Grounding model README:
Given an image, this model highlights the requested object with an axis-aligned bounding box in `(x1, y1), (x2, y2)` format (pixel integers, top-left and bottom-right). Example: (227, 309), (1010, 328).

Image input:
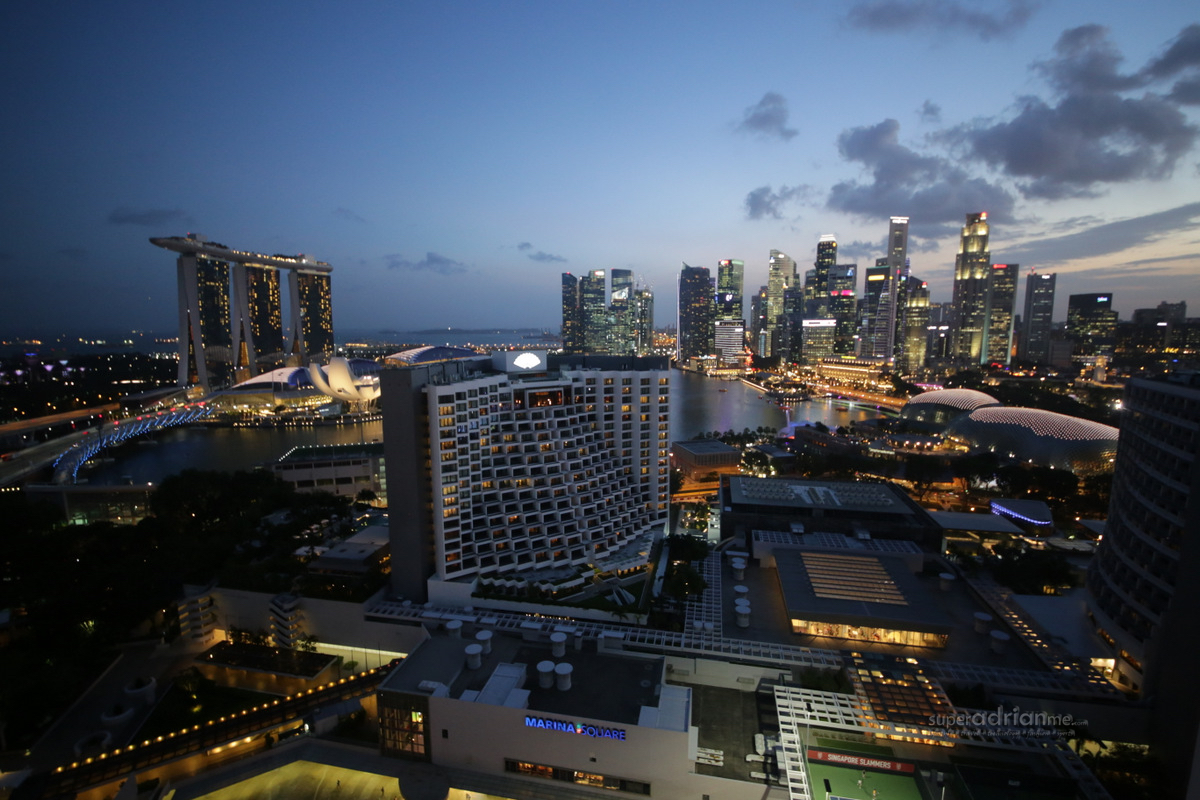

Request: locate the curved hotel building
(151, 234), (333, 393)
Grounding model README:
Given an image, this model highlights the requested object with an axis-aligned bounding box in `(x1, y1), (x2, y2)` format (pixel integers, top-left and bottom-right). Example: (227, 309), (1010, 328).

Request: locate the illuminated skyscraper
(828, 264), (858, 355)
(561, 273), (583, 354)
(677, 263), (714, 362)
(950, 213), (991, 364)
(1067, 292), (1118, 357)
(609, 268), (634, 355)
(897, 273), (929, 373)
(152, 234), (332, 394)
(632, 286), (654, 356)
(292, 269), (334, 364)
(981, 262), (1018, 365)
(1019, 271), (1055, 364)
(716, 259), (744, 321)
(580, 270), (608, 353)
(766, 250), (797, 357)
(862, 260), (891, 359)
(232, 262), (284, 380)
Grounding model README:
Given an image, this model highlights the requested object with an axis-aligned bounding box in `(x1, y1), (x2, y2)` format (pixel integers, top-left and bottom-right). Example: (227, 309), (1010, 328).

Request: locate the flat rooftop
(728, 476), (913, 514)
(774, 550), (953, 635)
(277, 442), (384, 463)
(379, 630), (665, 727)
(930, 510), (1022, 534)
(672, 439), (739, 456)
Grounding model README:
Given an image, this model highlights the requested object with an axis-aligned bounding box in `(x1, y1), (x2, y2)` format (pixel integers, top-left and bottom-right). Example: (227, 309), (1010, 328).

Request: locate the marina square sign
(525, 715), (626, 740)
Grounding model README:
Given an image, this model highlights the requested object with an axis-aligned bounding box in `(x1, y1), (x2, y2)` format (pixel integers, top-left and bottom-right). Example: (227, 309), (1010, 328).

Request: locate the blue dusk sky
(2, 1), (1198, 338)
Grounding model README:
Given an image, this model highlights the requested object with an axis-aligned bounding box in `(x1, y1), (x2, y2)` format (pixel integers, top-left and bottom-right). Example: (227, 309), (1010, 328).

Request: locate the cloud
(107, 207), (190, 227)
(736, 92), (798, 141)
(918, 100), (942, 123)
(333, 207), (367, 223)
(517, 242), (533, 251)
(744, 184), (809, 220)
(527, 251), (567, 263)
(843, 0), (1038, 41)
(832, 239), (882, 262)
(999, 201), (1200, 266)
(825, 119), (1014, 232)
(383, 252), (469, 275)
(947, 25), (1200, 199)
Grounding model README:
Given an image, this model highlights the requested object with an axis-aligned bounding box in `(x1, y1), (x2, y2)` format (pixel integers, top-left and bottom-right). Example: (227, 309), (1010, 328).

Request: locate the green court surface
(806, 761), (923, 800)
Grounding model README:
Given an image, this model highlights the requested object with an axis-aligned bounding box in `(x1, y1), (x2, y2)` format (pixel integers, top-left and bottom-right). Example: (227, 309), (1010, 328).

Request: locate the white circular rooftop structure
(944, 406), (1119, 475)
(900, 388), (1003, 430)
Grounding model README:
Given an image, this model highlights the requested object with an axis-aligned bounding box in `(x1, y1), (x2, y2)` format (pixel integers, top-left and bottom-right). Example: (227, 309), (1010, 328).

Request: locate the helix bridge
(51, 403), (217, 484)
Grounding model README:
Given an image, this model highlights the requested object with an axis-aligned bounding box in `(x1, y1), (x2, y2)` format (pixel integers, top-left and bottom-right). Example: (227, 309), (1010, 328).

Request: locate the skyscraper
(862, 260), (891, 359)
(716, 259), (744, 321)
(766, 249), (797, 357)
(152, 234), (333, 394)
(609, 268), (634, 355)
(580, 270), (608, 354)
(981, 263), (1018, 365)
(561, 273), (583, 354)
(867, 217), (909, 362)
(1086, 372), (1200, 790)
(950, 212), (991, 364)
(828, 264), (858, 356)
(897, 274), (929, 374)
(677, 264), (714, 363)
(1067, 293), (1119, 357)
(1019, 271), (1056, 364)
(231, 261), (284, 380)
(292, 268), (334, 364)
(632, 286), (654, 356)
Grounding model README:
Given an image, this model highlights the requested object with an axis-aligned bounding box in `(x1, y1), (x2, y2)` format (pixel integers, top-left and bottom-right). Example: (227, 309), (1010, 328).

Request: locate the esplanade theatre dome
(384, 345), (481, 366)
(943, 407), (1119, 476)
(899, 388), (1003, 430)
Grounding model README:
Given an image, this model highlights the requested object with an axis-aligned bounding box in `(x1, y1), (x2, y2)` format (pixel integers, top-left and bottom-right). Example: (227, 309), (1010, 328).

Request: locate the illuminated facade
(677, 264), (714, 362)
(943, 406), (1118, 475)
(767, 249), (798, 357)
(1067, 292), (1118, 357)
(381, 352), (670, 603)
(152, 234), (334, 394)
(949, 212), (991, 363)
(981, 262), (1018, 365)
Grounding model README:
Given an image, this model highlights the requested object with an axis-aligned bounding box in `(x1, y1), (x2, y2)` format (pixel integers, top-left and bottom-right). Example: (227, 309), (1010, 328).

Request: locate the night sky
(2, 1), (1198, 338)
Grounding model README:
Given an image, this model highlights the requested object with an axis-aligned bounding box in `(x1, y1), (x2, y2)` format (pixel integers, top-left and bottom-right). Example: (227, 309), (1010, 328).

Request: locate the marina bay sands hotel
(151, 234), (333, 394)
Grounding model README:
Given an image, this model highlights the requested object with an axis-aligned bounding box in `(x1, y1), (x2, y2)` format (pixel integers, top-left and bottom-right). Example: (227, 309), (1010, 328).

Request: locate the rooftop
(379, 630), (668, 727)
(672, 439), (739, 457)
(774, 550), (953, 635)
(728, 476), (911, 514)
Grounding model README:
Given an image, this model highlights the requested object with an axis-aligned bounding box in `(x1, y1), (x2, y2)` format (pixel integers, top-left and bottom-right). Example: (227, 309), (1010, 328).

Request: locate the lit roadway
(809, 383), (905, 411)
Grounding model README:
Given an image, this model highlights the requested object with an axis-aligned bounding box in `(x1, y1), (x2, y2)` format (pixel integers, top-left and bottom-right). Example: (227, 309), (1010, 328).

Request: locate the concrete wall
(664, 656), (793, 690)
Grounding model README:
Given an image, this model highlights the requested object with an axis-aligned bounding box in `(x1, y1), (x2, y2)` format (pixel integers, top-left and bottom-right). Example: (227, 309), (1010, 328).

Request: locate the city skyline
(2, 3), (1199, 337)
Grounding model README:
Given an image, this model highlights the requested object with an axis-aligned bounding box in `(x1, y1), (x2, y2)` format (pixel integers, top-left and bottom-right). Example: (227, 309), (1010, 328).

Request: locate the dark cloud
(744, 184), (808, 220)
(918, 100), (942, 123)
(333, 207), (367, 223)
(527, 251), (567, 263)
(947, 25), (1200, 199)
(107, 207), (190, 227)
(843, 0), (1038, 41)
(825, 119), (1014, 231)
(1169, 76), (1200, 105)
(999, 202), (1200, 266)
(736, 92), (798, 141)
(830, 239), (882, 262)
(517, 242), (533, 251)
(1141, 24), (1200, 80)
(383, 252), (469, 275)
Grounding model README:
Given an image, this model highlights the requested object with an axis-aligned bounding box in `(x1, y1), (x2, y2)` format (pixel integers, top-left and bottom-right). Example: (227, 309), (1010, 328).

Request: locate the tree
(905, 455), (943, 500)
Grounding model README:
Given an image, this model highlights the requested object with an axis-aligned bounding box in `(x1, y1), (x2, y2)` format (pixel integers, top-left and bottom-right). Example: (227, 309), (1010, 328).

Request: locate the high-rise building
(231, 262), (284, 380)
(716, 259), (744, 321)
(1019, 271), (1056, 364)
(608, 269), (634, 356)
(981, 263), (1018, 365)
(767, 250), (797, 357)
(750, 285), (769, 357)
(632, 286), (654, 356)
(828, 264), (858, 356)
(801, 319), (836, 362)
(950, 213), (991, 363)
(862, 260), (891, 359)
(1086, 372), (1200, 790)
(714, 319), (746, 367)
(561, 273), (583, 354)
(292, 269), (334, 365)
(151, 234), (333, 394)
(897, 274), (929, 374)
(677, 264), (714, 363)
(381, 351), (671, 603)
(1067, 293), (1119, 357)
(580, 270), (609, 354)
